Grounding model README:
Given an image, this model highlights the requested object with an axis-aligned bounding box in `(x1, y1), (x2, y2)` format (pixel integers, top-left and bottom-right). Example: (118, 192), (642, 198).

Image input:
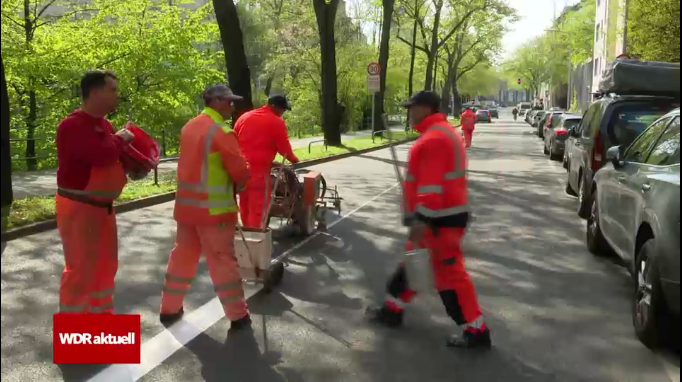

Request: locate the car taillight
(592, 134), (604, 170)
(488, 113), (491, 117)
(556, 129), (568, 136)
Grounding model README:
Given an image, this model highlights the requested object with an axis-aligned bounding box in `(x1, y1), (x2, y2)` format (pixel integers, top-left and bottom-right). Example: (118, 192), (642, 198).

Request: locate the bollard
(154, 166), (159, 186)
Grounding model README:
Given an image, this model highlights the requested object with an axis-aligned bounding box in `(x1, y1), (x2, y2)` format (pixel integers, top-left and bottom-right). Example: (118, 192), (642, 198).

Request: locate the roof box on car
(599, 58), (680, 97)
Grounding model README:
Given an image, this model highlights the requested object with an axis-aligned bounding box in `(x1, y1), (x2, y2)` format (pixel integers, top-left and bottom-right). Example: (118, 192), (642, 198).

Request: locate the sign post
(367, 62), (381, 135)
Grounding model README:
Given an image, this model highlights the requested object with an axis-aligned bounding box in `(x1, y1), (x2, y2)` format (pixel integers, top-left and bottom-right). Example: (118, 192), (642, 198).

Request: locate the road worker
(458, 106), (477, 148)
(159, 85), (252, 331)
(234, 94), (299, 229)
(368, 90), (492, 350)
(56, 70), (135, 314)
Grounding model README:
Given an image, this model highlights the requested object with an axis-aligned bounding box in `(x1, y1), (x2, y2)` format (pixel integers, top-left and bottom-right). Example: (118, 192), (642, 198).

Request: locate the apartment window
(596, 23), (600, 41)
(595, 58), (600, 76)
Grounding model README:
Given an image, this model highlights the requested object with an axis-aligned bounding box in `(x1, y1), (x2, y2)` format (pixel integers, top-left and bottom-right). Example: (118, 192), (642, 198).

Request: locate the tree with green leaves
(627, 0), (680, 62)
(213, 0), (254, 119)
(1, 55), (12, 217)
(313, 0), (342, 146)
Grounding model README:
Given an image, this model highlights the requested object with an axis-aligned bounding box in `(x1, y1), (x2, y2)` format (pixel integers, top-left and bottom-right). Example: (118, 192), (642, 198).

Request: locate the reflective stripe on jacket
(173, 107), (250, 225)
(403, 113), (469, 228)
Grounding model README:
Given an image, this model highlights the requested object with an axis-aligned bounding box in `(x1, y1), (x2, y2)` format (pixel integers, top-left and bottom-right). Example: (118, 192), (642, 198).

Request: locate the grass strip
(5, 131), (417, 229)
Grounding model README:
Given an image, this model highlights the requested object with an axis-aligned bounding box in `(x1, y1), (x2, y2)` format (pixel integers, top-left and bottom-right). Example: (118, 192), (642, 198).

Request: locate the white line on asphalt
(88, 181), (401, 382)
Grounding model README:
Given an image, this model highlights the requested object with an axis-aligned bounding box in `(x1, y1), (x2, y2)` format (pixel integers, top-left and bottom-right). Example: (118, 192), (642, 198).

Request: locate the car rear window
(521, 104), (531, 109)
(564, 119), (581, 130)
(608, 104), (678, 147)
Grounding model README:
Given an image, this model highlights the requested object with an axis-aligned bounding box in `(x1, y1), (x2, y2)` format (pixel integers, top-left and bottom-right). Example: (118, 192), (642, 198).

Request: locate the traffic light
(517, 78), (522, 85)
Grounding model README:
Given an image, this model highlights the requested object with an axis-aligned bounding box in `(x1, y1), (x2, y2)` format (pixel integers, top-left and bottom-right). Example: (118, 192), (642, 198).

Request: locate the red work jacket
(403, 113), (470, 229)
(460, 110), (476, 132)
(233, 105), (299, 173)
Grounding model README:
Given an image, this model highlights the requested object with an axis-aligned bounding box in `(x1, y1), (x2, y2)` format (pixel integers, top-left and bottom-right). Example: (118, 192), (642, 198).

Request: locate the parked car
(532, 111), (546, 127)
(538, 111), (565, 139)
(518, 102), (532, 117)
(565, 95), (679, 218)
(587, 108), (680, 349)
(489, 108), (499, 119)
(475, 109), (492, 123)
(526, 110), (537, 124)
(544, 114), (581, 161)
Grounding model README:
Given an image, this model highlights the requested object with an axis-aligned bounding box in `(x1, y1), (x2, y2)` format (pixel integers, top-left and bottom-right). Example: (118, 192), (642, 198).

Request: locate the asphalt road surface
(1, 111), (679, 382)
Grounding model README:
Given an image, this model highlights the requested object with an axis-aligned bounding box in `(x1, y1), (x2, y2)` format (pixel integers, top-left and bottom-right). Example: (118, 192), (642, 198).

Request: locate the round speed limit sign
(367, 62), (381, 76)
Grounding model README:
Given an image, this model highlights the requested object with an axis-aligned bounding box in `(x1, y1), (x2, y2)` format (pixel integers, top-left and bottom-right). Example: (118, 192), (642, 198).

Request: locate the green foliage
(628, 0), (680, 62)
(2, 0), (222, 171)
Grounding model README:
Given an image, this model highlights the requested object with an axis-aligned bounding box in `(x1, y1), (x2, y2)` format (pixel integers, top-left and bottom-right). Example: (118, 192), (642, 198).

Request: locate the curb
(1, 136), (416, 242)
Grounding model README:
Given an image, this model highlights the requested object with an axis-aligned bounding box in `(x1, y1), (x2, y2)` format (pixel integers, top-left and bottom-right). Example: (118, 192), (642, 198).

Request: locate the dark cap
(402, 90), (440, 110)
(202, 84), (243, 104)
(268, 94), (291, 111)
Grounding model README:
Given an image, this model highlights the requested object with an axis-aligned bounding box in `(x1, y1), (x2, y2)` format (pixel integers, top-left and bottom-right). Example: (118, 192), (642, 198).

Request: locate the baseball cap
(268, 94), (292, 111)
(202, 84), (243, 104)
(402, 90), (440, 110)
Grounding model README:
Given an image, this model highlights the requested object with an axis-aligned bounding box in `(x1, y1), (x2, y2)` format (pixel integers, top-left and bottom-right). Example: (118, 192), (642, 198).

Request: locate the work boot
(366, 305), (403, 328)
(446, 327), (492, 350)
(230, 314), (252, 332)
(160, 307), (184, 327)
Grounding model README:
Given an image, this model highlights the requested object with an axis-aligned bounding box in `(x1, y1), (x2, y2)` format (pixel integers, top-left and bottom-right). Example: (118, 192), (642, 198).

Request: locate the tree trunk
(26, 88), (37, 171)
(1, 55), (13, 212)
(440, 55), (455, 114)
(313, 0), (342, 146)
(373, 0), (395, 133)
(405, 0), (419, 130)
(212, 0), (254, 121)
(264, 74), (274, 97)
(423, 1), (443, 91)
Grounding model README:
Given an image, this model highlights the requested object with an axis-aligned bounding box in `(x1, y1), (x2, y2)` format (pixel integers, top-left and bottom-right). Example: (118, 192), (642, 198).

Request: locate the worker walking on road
(512, 107), (519, 121)
(56, 70), (135, 314)
(459, 106), (477, 148)
(234, 94), (299, 229)
(368, 91), (492, 350)
(159, 85), (252, 331)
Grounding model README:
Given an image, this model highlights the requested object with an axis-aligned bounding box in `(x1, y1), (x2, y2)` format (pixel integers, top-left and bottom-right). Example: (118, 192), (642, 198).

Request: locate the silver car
(587, 108), (680, 349)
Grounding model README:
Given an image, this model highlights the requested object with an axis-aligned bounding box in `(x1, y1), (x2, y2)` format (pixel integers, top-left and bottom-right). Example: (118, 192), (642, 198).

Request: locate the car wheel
(577, 174), (591, 219)
(586, 190), (613, 256)
(562, 154), (569, 169)
(565, 174), (578, 196)
(549, 143), (561, 161)
(633, 239), (669, 349)
(543, 143), (550, 155)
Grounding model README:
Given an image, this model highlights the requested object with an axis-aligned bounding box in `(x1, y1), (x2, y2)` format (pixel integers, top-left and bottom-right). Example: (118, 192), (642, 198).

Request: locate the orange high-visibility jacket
(403, 113), (470, 228)
(174, 107), (250, 225)
(460, 109), (476, 132)
(234, 105), (299, 171)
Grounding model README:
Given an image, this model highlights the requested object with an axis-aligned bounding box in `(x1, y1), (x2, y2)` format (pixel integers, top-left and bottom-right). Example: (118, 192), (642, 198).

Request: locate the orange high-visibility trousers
(160, 222), (248, 321)
(56, 195), (118, 314)
(238, 172), (272, 229)
(463, 130), (474, 148)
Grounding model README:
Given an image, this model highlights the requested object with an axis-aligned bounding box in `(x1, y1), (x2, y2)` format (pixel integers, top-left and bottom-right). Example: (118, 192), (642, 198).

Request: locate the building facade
(591, 0), (627, 92)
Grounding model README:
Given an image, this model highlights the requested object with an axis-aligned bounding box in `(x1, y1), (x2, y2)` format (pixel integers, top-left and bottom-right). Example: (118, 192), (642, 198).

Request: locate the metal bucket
(403, 249), (434, 293)
(234, 228), (273, 283)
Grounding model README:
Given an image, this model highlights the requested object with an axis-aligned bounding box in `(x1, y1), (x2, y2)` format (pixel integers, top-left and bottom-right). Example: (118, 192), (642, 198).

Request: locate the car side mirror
(606, 146), (624, 168)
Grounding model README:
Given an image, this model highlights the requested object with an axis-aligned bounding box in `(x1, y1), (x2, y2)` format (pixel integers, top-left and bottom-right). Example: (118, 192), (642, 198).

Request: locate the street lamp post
(547, 29), (573, 110)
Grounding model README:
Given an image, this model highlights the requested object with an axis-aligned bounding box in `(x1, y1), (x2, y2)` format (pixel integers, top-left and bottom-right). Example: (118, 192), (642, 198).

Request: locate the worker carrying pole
(367, 91), (492, 350)
(234, 94), (299, 229)
(55, 70), (135, 314)
(159, 85), (252, 331)
(457, 106), (477, 148)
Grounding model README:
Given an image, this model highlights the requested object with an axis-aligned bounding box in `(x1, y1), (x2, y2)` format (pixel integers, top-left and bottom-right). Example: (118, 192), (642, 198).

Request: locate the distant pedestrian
(459, 107), (476, 148)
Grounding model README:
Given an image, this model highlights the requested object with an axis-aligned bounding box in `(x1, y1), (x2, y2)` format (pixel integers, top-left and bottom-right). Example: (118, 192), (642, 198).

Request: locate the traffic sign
(367, 74), (381, 93)
(517, 78), (522, 85)
(367, 62), (381, 76)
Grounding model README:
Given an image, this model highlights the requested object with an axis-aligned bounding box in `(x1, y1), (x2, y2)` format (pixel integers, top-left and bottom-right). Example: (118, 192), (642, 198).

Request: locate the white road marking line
(88, 181), (401, 382)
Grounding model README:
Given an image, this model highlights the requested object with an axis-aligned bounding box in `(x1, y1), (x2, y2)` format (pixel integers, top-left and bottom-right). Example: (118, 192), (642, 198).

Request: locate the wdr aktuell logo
(53, 314), (141, 364)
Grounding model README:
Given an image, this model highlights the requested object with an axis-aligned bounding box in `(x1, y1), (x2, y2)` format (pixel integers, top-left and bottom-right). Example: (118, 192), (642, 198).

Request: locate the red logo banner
(53, 314), (141, 364)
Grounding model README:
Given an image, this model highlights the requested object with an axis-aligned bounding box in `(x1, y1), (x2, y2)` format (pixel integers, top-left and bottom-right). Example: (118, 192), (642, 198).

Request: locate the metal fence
(9, 129), (175, 171)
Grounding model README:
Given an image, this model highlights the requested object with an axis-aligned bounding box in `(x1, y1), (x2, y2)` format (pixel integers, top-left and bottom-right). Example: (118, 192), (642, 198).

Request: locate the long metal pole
(371, 93), (376, 139)
(567, 46), (573, 111)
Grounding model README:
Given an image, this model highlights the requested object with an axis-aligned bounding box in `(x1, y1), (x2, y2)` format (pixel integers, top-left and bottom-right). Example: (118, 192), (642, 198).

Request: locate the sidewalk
(10, 127), (407, 199)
